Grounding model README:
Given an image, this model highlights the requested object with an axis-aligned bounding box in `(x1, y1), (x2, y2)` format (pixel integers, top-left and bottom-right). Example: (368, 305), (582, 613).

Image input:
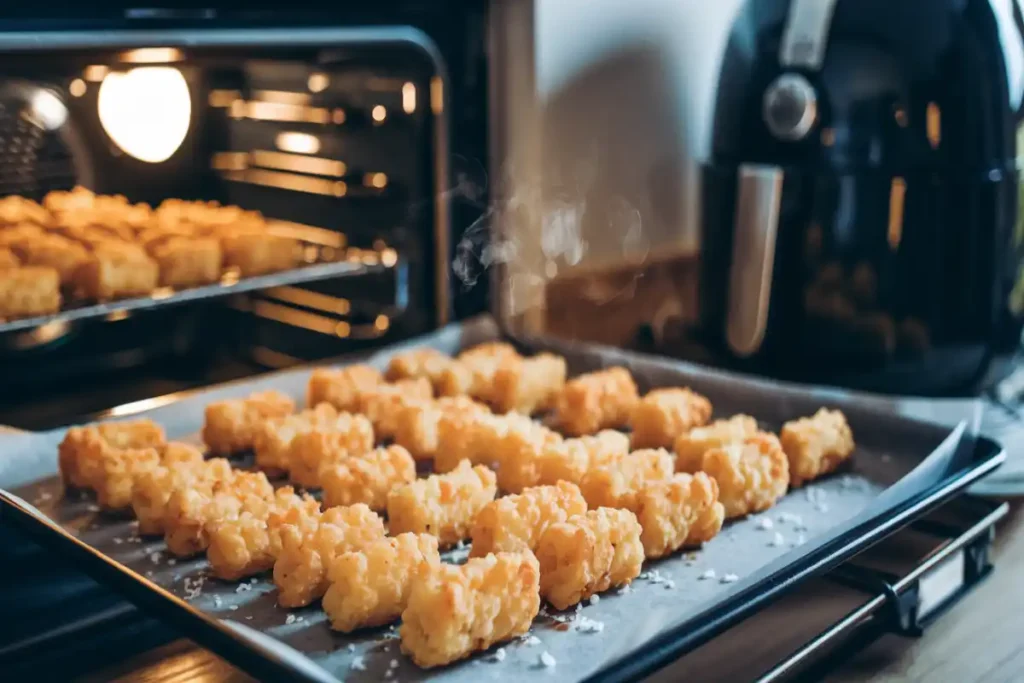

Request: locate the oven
(0, 3), (509, 429)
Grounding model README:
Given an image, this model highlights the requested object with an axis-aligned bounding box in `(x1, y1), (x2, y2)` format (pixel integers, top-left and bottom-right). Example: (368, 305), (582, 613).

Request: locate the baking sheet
(0, 316), (1003, 683)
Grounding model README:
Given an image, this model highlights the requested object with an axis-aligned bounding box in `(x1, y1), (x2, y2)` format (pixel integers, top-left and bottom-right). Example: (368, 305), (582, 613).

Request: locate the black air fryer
(701, 0), (1024, 395)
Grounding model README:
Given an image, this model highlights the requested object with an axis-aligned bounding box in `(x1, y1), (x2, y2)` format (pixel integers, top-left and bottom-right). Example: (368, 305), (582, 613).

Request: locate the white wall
(534, 0), (743, 264)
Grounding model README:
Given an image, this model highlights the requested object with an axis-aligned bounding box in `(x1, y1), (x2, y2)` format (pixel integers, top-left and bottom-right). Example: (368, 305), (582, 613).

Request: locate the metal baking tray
(0, 316), (1005, 683)
(0, 222), (401, 336)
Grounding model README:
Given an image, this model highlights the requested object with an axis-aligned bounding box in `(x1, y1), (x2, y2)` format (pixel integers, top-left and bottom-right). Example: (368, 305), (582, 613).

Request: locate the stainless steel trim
(762, 73), (818, 142)
(726, 165), (784, 357)
(780, 0), (839, 71)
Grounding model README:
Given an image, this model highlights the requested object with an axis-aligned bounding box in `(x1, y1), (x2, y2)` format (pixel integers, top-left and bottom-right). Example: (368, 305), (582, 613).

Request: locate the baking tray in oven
(0, 222), (401, 336)
(0, 316), (1006, 683)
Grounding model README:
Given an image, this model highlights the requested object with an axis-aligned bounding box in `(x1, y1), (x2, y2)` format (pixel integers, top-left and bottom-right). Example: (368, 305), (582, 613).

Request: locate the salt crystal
(523, 635), (542, 646)
(589, 594), (600, 605)
(351, 656), (367, 671)
(493, 648), (507, 662)
(664, 580), (676, 589)
(235, 583), (252, 593)
(167, 559), (177, 566)
(296, 616), (304, 622)
(229, 605), (239, 611)
(285, 614), (296, 625)
(246, 616), (253, 620)
(769, 532), (785, 547)
(456, 539), (465, 550)
(756, 517), (774, 530)
(347, 644), (356, 652)
(840, 476), (856, 489)
(213, 596), (223, 608)
(720, 573), (739, 584)
(145, 570), (153, 577)
(149, 552), (161, 564)
(540, 651), (557, 668)
(575, 616), (605, 633)
(793, 534), (807, 546)
(699, 569), (717, 580)
(113, 538), (123, 545)
(618, 584), (632, 595)
(390, 659), (399, 669)
(385, 670), (393, 679)
(384, 646), (391, 652)
(86, 504), (99, 513)
(250, 577), (258, 583)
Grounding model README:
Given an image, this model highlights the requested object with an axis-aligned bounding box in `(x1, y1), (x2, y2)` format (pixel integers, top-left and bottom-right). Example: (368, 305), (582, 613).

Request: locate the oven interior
(0, 19), (491, 428)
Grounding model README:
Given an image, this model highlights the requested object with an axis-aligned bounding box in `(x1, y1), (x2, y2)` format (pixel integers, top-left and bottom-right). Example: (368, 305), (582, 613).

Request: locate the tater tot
(306, 365), (383, 412)
(432, 411), (503, 473)
(400, 551), (540, 668)
(0, 247), (19, 269)
(15, 234), (89, 285)
(674, 414), (759, 473)
(492, 416), (565, 493)
(635, 472), (725, 558)
(273, 504), (387, 607)
(535, 507), (643, 610)
(206, 488), (321, 580)
(780, 408), (855, 487)
(319, 445), (417, 511)
(629, 387), (712, 450)
(252, 403), (341, 476)
(491, 353), (567, 415)
(386, 460), (497, 548)
(438, 342), (521, 402)
(221, 232), (302, 277)
(578, 448), (675, 511)
(133, 457), (233, 535)
(164, 471), (275, 557)
(393, 396), (490, 460)
(88, 447), (162, 510)
(286, 412), (375, 488)
(151, 236), (223, 288)
(554, 366), (640, 436)
(202, 390), (296, 455)
(385, 348), (461, 394)
(357, 378), (433, 441)
(323, 533), (441, 633)
(470, 480), (588, 557)
(0, 266), (61, 320)
(702, 432), (790, 518)
(59, 419), (167, 489)
(75, 244), (160, 300)
(537, 430), (631, 487)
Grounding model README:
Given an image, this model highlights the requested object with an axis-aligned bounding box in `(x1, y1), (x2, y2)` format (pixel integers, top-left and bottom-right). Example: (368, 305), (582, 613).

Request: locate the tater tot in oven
(393, 396), (490, 461)
(273, 504), (386, 608)
(399, 551), (540, 668)
(536, 430), (631, 487)
(492, 416), (565, 494)
(432, 410), (503, 473)
(629, 387), (712, 450)
(306, 365), (382, 412)
(252, 403), (342, 476)
(438, 342), (521, 401)
(323, 533), (441, 633)
(75, 244), (159, 300)
(14, 234), (89, 286)
(357, 377), (433, 441)
(470, 480), (587, 557)
(674, 414), (759, 474)
(151, 237), (223, 288)
(286, 412), (375, 489)
(385, 348), (460, 393)
(554, 366), (640, 436)
(491, 352), (567, 415)
(202, 390), (296, 456)
(87, 447), (162, 511)
(535, 507), (643, 610)
(319, 445), (417, 511)
(702, 432), (790, 519)
(386, 459), (497, 548)
(133, 456), (233, 535)
(635, 472), (724, 558)
(0, 247), (19, 269)
(578, 448), (675, 511)
(0, 266), (61, 320)
(221, 232), (302, 277)
(59, 419), (167, 489)
(780, 408), (855, 487)
(206, 488), (321, 580)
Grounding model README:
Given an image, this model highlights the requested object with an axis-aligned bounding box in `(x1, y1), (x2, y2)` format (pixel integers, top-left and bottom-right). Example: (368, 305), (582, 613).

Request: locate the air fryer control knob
(763, 74), (818, 141)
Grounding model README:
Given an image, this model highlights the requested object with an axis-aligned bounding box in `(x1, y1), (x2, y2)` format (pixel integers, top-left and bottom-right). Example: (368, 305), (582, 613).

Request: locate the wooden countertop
(76, 503), (1024, 683)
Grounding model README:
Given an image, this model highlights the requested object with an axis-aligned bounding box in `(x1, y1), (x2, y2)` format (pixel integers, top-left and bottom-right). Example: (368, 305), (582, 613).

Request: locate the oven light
(275, 131), (320, 155)
(97, 66), (191, 163)
(29, 89), (68, 130)
(402, 82), (416, 113)
(120, 47), (184, 64)
(69, 79), (87, 98)
(308, 73), (329, 93)
(372, 105), (387, 123)
(83, 65), (108, 82)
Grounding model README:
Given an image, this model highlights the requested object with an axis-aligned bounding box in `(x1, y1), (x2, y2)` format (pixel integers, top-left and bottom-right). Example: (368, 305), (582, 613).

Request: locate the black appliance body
(701, 0), (1024, 395)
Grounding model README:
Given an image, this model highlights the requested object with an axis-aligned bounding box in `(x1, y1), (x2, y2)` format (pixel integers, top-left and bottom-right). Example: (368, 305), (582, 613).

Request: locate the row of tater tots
(57, 341), (855, 669)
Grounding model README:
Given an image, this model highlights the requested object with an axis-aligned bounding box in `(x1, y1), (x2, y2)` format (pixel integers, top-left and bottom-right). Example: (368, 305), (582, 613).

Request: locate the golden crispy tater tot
(357, 377), (433, 441)
(702, 432), (790, 518)
(319, 445), (417, 511)
(133, 456), (233, 535)
(491, 352), (567, 415)
(492, 416), (565, 493)
(15, 234), (89, 285)
(88, 447), (161, 510)
(273, 504), (387, 608)
(75, 243), (159, 300)
(164, 471), (275, 557)
(393, 396), (490, 461)
(385, 348), (462, 395)
(400, 551), (540, 668)
(0, 266), (61, 320)
(151, 236), (223, 288)
(674, 414), (759, 474)
(630, 387), (712, 450)
(470, 480), (587, 557)
(323, 533), (441, 633)
(252, 403), (341, 476)
(386, 460), (497, 548)
(635, 472), (724, 558)
(202, 390), (295, 455)
(59, 419), (166, 489)
(535, 507), (643, 610)
(780, 408), (855, 487)
(0, 247), (19, 269)
(221, 232), (301, 277)
(306, 365), (383, 412)
(554, 366), (640, 436)
(438, 342), (520, 402)
(536, 430), (631, 487)
(432, 410), (504, 473)
(287, 412), (375, 488)
(578, 448), (675, 511)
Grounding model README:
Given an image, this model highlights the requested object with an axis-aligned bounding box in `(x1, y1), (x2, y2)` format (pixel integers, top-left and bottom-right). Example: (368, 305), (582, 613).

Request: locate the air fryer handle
(726, 164), (784, 357)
